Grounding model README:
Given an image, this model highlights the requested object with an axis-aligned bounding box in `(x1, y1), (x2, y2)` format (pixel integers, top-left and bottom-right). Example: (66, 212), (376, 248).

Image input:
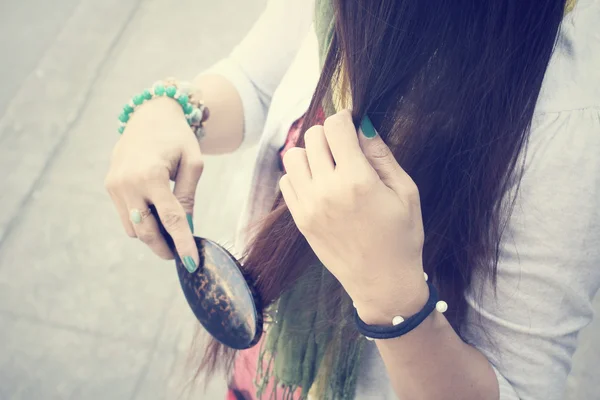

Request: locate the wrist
(134, 96), (186, 120)
(354, 278), (430, 325)
(118, 79), (208, 139)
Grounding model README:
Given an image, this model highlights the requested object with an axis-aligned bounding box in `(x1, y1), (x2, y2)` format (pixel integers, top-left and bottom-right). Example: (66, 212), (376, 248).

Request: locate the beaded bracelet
(117, 79), (209, 140)
(354, 272), (448, 341)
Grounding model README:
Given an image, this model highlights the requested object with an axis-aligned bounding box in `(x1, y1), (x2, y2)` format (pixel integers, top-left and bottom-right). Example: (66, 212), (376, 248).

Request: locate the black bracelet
(354, 281), (440, 340)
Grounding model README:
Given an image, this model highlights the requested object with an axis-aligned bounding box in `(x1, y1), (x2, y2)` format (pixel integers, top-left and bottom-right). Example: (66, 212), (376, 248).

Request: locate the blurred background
(0, 0), (598, 399)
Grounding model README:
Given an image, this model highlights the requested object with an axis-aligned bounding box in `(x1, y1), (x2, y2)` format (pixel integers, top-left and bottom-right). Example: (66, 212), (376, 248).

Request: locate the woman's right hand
(104, 97), (203, 271)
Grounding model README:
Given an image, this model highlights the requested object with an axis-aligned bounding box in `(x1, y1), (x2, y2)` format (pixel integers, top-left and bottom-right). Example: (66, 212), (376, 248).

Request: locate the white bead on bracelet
(357, 271), (447, 341)
(424, 272), (448, 313)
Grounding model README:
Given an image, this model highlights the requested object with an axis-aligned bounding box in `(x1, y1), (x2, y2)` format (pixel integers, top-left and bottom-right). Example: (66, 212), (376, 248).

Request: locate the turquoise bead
(154, 85), (165, 96)
(133, 94), (144, 106)
(118, 112), (129, 123)
(142, 89), (152, 100)
(123, 104), (134, 114)
(166, 86), (177, 98)
(118, 126), (125, 134)
(177, 95), (189, 106)
(183, 103), (194, 115)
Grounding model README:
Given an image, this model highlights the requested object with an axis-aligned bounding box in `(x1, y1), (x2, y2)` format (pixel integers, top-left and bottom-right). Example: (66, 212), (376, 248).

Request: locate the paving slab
(0, 314), (149, 400)
(0, 0), (264, 399)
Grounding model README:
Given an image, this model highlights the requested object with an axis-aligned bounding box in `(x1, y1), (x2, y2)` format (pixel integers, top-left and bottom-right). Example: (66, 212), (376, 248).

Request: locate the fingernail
(186, 214), (194, 234)
(183, 256), (198, 273)
(360, 115), (377, 139)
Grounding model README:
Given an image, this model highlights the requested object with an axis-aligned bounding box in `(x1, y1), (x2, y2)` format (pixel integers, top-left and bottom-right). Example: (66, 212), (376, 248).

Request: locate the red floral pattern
(279, 107), (326, 168)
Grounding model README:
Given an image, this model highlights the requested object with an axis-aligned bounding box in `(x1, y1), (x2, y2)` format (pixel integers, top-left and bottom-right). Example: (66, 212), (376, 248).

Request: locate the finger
(322, 109), (369, 169)
(152, 190), (199, 273)
(358, 115), (406, 191)
(173, 146), (204, 234)
(304, 125), (334, 178)
(279, 174), (301, 217)
(107, 188), (136, 238)
(125, 196), (174, 260)
(282, 147), (312, 197)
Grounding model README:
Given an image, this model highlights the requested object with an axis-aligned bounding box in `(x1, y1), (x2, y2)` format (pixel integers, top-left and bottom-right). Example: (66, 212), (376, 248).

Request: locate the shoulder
(522, 0), (600, 215)
(535, 0), (600, 113)
(520, 107), (599, 234)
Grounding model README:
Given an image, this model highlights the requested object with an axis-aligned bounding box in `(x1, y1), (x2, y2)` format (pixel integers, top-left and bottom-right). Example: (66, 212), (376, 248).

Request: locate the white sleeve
(204, 0), (315, 149)
(463, 108), (600, 400)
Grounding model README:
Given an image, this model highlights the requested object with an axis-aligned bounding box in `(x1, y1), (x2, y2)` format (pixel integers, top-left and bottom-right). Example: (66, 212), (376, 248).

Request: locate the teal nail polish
(186, 214), (194, 234)
(183, 256), (198, 273)
(360, 115), (377, 139)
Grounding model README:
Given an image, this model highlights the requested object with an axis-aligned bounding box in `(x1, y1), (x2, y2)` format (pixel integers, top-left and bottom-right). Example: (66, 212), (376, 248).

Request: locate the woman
(105, 0), (600, 398)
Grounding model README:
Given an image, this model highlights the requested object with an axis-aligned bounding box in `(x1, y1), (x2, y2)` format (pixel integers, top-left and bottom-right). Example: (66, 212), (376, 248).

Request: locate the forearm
(373, 310), (499, 400)
(190, 73), (245, 155)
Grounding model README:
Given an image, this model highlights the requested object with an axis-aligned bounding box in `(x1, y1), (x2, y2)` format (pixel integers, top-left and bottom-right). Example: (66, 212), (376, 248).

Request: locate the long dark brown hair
(198, 0), (567, 382)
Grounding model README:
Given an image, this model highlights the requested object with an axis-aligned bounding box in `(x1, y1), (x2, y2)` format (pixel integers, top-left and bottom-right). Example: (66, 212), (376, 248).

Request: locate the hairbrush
(149, 205), (263, 349)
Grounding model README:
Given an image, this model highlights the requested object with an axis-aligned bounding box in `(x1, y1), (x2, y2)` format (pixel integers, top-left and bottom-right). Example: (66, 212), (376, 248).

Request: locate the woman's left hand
(280, 109), (428, 324)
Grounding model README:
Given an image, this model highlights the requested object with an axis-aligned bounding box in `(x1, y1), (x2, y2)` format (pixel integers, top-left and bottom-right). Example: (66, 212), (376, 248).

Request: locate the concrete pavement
(0, 1), (262, 399)
(0, 1), (598, 399)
